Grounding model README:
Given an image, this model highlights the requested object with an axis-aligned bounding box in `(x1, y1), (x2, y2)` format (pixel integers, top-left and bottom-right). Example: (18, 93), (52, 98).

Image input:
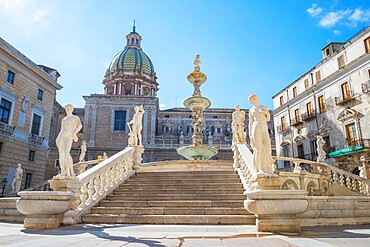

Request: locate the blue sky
(1, 0), (370, 109)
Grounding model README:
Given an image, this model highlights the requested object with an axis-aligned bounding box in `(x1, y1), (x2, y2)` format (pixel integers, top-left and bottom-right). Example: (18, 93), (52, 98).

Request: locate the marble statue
(79, 141), (87, 163)
(248, 94), (274, 174)
(193, 54), (201, 72)
(192, 109), (203, 146)
(11, 163), (23, 192)
(103, 152), (108, 160)
(316, 135), (326, 162)
(128, 105), (145, 146)
(232, 104), (246, 144)
(359, 165), (365, 178)
(56, 104), (83, 177)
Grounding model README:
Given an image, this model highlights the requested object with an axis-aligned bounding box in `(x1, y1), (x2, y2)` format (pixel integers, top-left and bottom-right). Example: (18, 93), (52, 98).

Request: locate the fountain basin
(177, 145), (218, 160)
(184, 96), (211, 111)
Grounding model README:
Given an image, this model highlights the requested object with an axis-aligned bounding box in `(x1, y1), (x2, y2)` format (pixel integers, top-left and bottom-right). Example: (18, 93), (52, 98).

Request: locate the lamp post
(1, 178), (7, 197)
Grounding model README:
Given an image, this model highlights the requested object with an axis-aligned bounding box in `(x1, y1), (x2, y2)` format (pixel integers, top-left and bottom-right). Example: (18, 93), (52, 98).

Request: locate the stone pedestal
(132, 145), (144, 170)
(244, 190), (308, 232)
(16, 191), (72, 229)
(49, 177), (82, 225)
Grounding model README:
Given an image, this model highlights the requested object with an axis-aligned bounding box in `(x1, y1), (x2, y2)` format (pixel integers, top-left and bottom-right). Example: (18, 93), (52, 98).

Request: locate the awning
(328, 146), (364, 158)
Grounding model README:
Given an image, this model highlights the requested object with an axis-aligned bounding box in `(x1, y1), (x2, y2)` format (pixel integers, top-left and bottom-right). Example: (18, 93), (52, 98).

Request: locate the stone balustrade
(75, 147), (136, 218)
(273, 156), (370, 196)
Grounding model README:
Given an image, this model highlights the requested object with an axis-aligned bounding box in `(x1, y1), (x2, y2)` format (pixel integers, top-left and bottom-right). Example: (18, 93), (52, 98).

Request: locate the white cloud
(319, 10), (350, 28)
(333, 30), (341, 35)
(307, 4), (322, 17)
(159, 103), (166, 109)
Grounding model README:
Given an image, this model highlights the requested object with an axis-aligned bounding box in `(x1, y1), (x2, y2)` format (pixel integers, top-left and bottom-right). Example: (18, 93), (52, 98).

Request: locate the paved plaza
(0, 223), (369, 247)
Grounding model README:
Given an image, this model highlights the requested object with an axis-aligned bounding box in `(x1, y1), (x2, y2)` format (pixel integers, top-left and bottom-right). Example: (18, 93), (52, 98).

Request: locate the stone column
(88, 105), (97, 147)
(150, 108), (156, 145)
(143, 108), (148, 146)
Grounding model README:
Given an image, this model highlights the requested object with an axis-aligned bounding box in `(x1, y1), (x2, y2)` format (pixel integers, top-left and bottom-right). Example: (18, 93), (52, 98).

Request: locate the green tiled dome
(107, 47), (155, 75)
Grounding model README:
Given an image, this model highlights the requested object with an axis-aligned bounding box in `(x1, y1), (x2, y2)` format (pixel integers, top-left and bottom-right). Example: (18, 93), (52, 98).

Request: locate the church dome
(106, 47), (155, 76)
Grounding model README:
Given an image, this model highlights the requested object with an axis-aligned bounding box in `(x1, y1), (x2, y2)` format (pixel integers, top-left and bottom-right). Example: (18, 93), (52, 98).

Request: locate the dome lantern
(125, 20), (142, 50)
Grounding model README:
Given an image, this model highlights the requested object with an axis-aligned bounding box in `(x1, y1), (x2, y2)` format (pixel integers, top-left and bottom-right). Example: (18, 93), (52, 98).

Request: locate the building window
(318, 95), (325, 113)
(294, 108), (300, 120)
(31, 113), (42, 135)
(216, 128), (221, 134)
(323, 136), (331, 151)
(338, 55), (345, 69)
(345, 123), (358, 146)
(281, 116), (286, 130)
(368, 69), (370, 78)
(279, 96), (284, 106)
(365, 36), (370, 53)
(213, 116), (218, 119)
(114, 111), (126, 131)
(341, 81), (351, 100)
(125, 89), (131, 95)
(24, 173), (32, 189)
(0, 98), (12, 124)
(315, 71), (321, 83)
(310, 139), (317, 158)
(165, 115), (170, 118)
(293, 87), (297, 98)
(0, 141), (3, 154)
(297, 144), (304, 159)
(306, 102), (313, 115)
(28, 150), (35, 161)
(6, 70), (15, 85)
(37, 89), (43, 101)
(304, 79), (310, 90)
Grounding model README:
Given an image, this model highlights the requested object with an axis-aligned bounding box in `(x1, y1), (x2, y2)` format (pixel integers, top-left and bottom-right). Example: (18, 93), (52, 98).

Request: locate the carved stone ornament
(307, 130), (319, 140)
(337, 108), (360, 122)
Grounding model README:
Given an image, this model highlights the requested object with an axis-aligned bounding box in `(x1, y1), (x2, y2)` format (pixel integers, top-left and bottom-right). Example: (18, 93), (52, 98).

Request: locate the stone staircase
(81, 169), (255, 225)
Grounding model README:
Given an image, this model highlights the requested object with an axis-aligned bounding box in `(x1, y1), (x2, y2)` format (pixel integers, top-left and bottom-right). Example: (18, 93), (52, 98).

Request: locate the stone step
(81, 214), (256, 225)
(119, 183), (243, 189)
(106, 194), (245, 201)
(91, 206), (251, 215)
(125, 178), (241, 184)
(98, 200), (244, 208)
(113, 189), (245, 194)
(133, 174), (239, 179)
(137, 171), (236, 176)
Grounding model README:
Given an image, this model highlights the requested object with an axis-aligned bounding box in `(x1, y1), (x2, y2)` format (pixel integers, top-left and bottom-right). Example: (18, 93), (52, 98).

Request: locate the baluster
(105, 168), (111, 190)
(93, 175), (101, 199)
(79, 182), (88, 208)
(333, 171), (339, 183)
(110, 165), (116, 185)
(119, 160), (126, 180)
(100, 171), (106, 194)
(346, 176), (352, 189)
(293, 161), (302, 173)
(86, 178), (95, 203)
(352, 178), (358, 191)
(339, 174), (345, 186)
(114, 163), (121, 183)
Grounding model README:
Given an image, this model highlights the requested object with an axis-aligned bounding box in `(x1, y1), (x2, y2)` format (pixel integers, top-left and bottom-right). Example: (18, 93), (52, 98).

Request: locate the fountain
(177, 55), (218, 160)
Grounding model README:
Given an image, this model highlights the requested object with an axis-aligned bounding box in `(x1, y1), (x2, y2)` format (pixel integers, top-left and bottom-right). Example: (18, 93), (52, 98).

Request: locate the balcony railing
(290, 117), (303, 127)
(335, 90), (356, 105)
(29, 133), (45, 145)
(301, 109), (317, 122)
(0, 122), (15, 135)
(277, 123), (290, 133)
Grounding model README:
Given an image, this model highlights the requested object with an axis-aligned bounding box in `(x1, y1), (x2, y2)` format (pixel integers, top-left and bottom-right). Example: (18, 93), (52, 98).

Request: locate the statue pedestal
(244, 190), (308, 232)
(16, 191), (72, 229)
(49, 177), (81, 225)
(132, 145), (145, 170)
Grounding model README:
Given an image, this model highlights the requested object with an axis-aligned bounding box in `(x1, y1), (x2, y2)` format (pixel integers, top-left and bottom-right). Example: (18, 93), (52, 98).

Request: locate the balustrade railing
(75, 146), (136, 217)
(273, 156), (370, 196)
(232, 143), (257, 191)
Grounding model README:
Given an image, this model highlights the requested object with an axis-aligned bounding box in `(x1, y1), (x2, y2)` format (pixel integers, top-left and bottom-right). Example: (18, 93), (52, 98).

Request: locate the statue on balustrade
(232, 104), (246, 144)
(248, 94), (274, 174)
(11, 163), (23, 193)
(128, 105), (145, 146)
(316, 135), (326, 163)
(56, 104), (83, 177)
(79, 141), (87, 163)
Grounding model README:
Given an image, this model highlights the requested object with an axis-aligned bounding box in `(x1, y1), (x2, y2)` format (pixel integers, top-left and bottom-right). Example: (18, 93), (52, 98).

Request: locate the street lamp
(1, 178), (7, 197)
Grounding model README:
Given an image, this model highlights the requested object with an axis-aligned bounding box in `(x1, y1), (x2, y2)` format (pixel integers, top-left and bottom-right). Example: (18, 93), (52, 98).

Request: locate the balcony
(290, 117), (303, 127)
(277, 123), (291, 135)
(335, 90), (356, 106)
(0, 122), (15, 135)
(29, 133), (45, 145)
(301, 109), (317, 122)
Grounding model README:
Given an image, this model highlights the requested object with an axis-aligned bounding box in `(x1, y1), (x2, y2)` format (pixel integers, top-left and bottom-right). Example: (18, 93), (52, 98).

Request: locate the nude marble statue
(248, 94), (274, 174)
(316, 135), (326, 162)
(193, 54), (201, 72)
(232, 104), (246, 144)
(56, 104), (83, 177)
(79, 141), (87, 163)
(128, 105), (145, 146)
(11, 163), (23, 192)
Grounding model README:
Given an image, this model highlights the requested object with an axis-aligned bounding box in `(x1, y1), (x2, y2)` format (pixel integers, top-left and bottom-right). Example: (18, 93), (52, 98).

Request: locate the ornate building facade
(272, 27), (370, 176)
(0, 37), (62, 189)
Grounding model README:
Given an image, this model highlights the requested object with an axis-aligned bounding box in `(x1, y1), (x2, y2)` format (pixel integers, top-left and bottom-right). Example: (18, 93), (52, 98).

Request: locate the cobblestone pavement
(0, 223), (369, 247)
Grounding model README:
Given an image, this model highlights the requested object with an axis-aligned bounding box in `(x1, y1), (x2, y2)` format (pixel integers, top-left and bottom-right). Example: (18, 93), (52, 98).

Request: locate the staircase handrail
(73, 159), (101, 174)
(76, 146), (136, 217)
(272, 156), (370, 196)
(232, 143), (257, 191)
